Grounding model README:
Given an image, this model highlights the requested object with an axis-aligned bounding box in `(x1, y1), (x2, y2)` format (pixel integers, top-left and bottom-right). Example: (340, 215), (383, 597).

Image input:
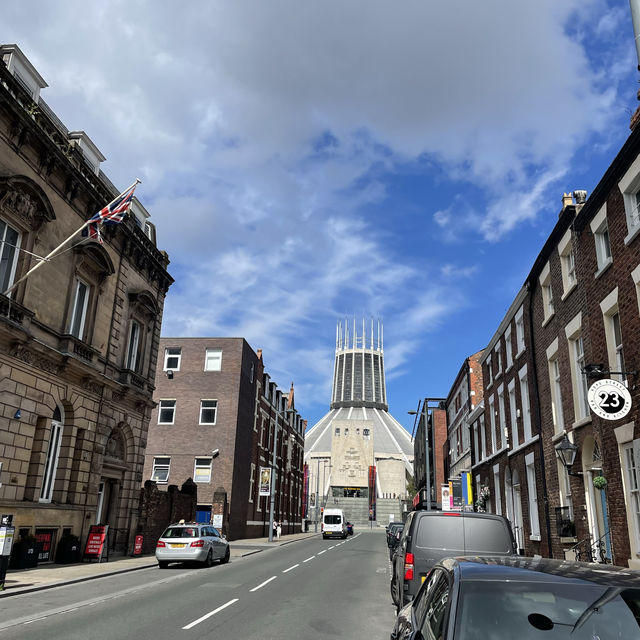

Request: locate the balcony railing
(569, 530), (611, 564)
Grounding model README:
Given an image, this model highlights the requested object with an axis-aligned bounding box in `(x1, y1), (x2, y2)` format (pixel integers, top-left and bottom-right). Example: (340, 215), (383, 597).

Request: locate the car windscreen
(324, 515), (342, 524)
(462, 518), (513, 553)
(161, 527), (198, 538)
(415, 516), (464, 550)
(455, 582), (640, 639)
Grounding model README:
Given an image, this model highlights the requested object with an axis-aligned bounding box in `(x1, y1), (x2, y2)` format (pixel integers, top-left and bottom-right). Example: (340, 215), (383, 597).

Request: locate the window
(40, 410), (63, 502)
(480, 414), (486, 460)
(558, 229), (577, 297)
(158, 400), (176, 424)
(557, 459), (574, 525)
(618, 153), (640, 241)
(69, 279), (89, 339)
(363, 428), (370, 439)
(546, 338), (564, 435)
(493, 464), (502, 515)
(473, 424), (479, 464)
(498, 386), (506, 449)
(612, 312), (626, 382)
(488, 396), (496, 454)
(0, 218), (20, 293)
(249, 463), (255, 503)
(163, 347), (181, 371)
(504, 326), (513, 370)
(495, 345), (502, 376)
(486, 358), (493, 386)
(590, 204), (612, 273)
(515, 307), (525, 355)
(623, 441), (640, 552)
(125, 320), (142, 372)
(151, 457), (170, 483)
(565, 313), (590, 423)
(600, 289), (625, 384)
(204, 348), (222, 371)
(525, 453), (541, 540)
(508, 380), (519, 448)
(199, 400), (217, 425)
(519, 365), (532, 442)
(335, 427), (340, 436)
(539, 262), (554, 323)
(194, 457), (212, 483)
(417, 571), (449, 640)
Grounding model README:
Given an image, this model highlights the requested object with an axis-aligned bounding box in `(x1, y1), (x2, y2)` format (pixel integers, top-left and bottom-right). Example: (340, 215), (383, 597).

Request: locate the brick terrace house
(144, 338), (306, 540)
(0, 44), (172, 558)
(413, 400), (447, 509)
(445, 350), (484, 480)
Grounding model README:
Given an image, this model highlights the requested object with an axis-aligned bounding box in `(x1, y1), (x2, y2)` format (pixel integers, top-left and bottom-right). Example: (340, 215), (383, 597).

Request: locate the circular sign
(587, 378), (632, 421)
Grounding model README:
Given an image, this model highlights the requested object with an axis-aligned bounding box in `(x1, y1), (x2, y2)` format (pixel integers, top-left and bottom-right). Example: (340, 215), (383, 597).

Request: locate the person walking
(272, 519), (277, 540)
(276, 521), (282, 540)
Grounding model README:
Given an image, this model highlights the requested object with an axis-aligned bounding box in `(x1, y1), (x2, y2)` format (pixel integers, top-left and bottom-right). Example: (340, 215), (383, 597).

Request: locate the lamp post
(268, 406), (293, 542)
(555, 433), (583, 477)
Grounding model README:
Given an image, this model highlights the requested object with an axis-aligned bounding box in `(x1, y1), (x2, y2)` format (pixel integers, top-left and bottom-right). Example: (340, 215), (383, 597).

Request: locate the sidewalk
(0, 531), (319, 598)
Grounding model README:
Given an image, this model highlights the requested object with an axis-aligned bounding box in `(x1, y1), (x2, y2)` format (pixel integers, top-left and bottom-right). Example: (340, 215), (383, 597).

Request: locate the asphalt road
(0, 529), (396, 640)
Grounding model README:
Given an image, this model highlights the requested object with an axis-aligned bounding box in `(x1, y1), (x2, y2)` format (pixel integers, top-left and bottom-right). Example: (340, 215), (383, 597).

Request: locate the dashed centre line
(250, 576), (277, 592)
(303, 555), (315, 563)
(318, 550), (327, 555)
(182, 598), (238, 630)
(283, 563), (299, 573)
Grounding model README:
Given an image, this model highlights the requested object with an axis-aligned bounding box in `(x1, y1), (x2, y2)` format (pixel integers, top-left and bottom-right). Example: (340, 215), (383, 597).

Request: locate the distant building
(144, 338), (306, 540)
(0, 44), (172, 559)
(304, 320), (413, 521)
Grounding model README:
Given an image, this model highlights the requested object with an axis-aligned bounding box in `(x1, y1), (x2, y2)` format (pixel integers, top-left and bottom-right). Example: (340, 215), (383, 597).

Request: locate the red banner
(84, 524), (108, 559)
(368, 465), (377, 521)
(133, 534), (144, 556)
(302, 464), (309, 518)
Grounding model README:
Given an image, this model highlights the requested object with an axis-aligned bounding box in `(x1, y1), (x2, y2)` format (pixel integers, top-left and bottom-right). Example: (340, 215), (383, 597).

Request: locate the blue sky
(3, 0), (637, 432)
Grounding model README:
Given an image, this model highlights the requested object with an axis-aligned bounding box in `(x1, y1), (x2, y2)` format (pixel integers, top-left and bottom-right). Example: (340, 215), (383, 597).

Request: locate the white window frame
(505, 325), (513, 370)
(519, 365), (532, 442)
(590, 203), (612, 275)
(508, 379), (519, 448)
(600, 288), (625, 384)
(618, 152), (640, 243)
(558, 228), (577, 299)
(480, 414), (486, 460)
(495, 345), (502, 377)
(473, 423), (479, 463)
(158, 399), (176, 425)
(486, 358), (493, 387)
(493, 464), (502, 516)
(515, 306), (525, 357)
(0, 217), (21, 294)
(125, 319), (142, 372)
(498, 385), (506, 449)
(539, 262), (554, 325)
(488, 396), (497, 455)
(565, 313), (590, 424)
(249, 463), (255, 503)
(525, 452), (541, 540)
(39, 418), (63, 502)
(163, 347), (182, 371)
(556, 458), (574, 525)
(204, 348), (222, 371)
(623, 440), (640, 553)
(194, 457), (213, 483)
(199, 400), (218, 425)
(546, 338), (564, 435)
(151, 456), (171, 483)
(69, 278), (89, 339)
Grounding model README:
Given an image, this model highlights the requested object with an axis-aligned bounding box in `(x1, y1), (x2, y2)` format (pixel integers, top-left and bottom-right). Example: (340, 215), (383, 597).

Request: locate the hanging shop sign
(588, 378), (632, 421)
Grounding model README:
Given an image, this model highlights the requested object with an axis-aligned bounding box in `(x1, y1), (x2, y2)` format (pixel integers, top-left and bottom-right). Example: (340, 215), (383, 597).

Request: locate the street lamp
(268, 405), (294, 542)
(555, 433), (583, 477)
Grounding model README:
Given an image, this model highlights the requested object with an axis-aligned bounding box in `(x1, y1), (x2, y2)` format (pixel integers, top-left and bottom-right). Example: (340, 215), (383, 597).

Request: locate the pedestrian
(272, 519), (277, 539)
(276, 521), (282, 539)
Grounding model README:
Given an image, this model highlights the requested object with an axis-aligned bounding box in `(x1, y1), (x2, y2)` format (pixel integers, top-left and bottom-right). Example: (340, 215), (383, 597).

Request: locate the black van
(390, 510), (517, 609)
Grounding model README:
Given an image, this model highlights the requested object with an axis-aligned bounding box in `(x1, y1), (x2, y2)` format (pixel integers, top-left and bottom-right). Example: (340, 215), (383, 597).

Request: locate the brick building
(0, 44), (172, 558)
(144, 338), (306, 540)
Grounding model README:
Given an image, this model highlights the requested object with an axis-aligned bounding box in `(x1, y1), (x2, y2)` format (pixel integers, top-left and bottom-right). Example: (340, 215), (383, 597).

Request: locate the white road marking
(250, 576), (277, 592)
(283, 563), (299, 573)
(182, 598), (238, 630)
(303, 555), (315, 563)
(328, 545), (335, 549)
(24, 618), (48, 625)
(318, 550), (327, 555)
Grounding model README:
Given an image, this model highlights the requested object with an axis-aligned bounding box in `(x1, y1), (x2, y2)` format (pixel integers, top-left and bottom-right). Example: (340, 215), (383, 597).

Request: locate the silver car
(155, 522), (230, 568)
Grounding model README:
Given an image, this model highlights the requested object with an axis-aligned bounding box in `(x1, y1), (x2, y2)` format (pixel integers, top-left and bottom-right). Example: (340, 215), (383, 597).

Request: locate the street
(0, 529), (395, 639)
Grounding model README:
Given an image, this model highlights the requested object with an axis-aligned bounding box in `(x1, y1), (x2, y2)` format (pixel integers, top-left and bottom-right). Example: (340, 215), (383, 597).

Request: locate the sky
(3, 0), (638, 433)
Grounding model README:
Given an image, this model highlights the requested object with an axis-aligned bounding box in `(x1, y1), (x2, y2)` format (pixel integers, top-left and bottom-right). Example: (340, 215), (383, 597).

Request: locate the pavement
(0, 530), (320, 598)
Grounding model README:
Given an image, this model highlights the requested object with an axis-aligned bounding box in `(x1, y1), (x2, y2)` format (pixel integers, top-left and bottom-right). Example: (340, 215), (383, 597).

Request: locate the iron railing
(570, 530), (611, 564)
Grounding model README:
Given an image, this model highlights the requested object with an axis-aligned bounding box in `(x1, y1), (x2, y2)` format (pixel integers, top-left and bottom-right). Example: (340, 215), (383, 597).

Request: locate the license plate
(421, 576), (426, 584)
(170, 543), (186, 548)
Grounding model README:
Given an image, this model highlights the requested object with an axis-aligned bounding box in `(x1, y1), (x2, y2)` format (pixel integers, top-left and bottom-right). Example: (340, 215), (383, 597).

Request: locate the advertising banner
(35, 529), (56, 562)
(368, 466), (377, 521)
(450, 477), (463, 511)
(133, 535), (144, 556)
(441, 484), (452, 511)
(302, 463), (309, 518)
(259, 467), (271, 496)
(84, 524), (109, 561)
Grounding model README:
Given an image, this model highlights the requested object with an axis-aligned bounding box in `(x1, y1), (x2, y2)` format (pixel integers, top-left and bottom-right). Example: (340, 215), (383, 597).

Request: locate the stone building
(0, 44), (172, 558)
(143, 338), (306, 540)
(304, 320), (413, 522)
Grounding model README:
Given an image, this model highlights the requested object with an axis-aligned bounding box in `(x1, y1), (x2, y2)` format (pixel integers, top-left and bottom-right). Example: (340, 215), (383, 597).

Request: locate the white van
(322, 508), (346, 539)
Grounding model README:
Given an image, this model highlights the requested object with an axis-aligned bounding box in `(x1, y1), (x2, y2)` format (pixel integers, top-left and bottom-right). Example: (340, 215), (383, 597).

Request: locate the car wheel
(204, 549), (214, 568)
(158, 561), (169, 569)
(220, 547), (230, 564)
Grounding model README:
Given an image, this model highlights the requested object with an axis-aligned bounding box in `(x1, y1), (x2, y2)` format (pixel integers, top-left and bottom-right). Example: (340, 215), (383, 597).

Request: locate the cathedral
(304, 320), (414, 517)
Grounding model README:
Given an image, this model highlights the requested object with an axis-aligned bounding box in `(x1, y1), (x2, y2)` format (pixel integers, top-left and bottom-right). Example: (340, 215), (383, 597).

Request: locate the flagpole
(2, 179), (141, 297)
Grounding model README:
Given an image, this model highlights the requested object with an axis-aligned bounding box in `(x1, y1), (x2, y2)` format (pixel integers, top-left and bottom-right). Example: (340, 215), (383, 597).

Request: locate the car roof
(442, 556), (640, 588)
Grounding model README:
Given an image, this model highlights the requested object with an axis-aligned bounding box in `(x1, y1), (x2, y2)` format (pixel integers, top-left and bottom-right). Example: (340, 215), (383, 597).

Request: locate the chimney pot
(574, 190), (587, 204)
(562, 193), (574, 208)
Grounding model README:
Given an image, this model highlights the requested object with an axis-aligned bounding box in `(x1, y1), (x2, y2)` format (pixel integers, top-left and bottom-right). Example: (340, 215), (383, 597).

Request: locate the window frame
(163, 347), (182, 371)
(515, 306), (525, 356)
(199, 399), (218, 425)
(204, 348), (222, 371)
(125, 319), (142, 372)
(539, 262), (554, 324)
(558, 228), (577, 299)
(525, 452), (541, 540)
(39, 417), (63, 503)
(158, 399), (177, 425)
(617, 152), (640, 243)
(518, 365), (532, 442)
(504, 325), (513, 370)
(0, 217), (21, 295)
(151, 456), (171, 484)
(194, 457), (213, 483)
(590, 203), (612, 274)
(508, 379), (519, 448)
(69, 278), (90, 339)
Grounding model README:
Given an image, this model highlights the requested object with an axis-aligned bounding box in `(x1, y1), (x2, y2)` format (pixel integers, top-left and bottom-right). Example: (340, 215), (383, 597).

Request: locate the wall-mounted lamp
(555, 433), (583, 477)
(211, 449), (220, 459)
(14, 409), (21, 420)
(166, 370), (174, 380)
(582, 363), (638, 378)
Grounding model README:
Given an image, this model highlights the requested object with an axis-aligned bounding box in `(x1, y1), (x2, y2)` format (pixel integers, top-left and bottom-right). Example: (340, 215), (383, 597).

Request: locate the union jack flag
(84, 182), (138, 243)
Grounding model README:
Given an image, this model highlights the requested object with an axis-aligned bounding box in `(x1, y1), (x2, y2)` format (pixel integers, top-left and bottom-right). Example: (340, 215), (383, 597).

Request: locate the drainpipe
(526, 280), (554, 557)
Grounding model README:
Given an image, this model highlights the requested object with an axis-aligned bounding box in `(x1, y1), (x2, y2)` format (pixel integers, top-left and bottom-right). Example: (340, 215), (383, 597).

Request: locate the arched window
(40, 407), (63, 503)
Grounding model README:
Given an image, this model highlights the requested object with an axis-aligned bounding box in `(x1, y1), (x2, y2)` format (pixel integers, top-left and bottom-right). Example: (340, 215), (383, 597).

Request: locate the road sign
(587, 378), (632, 421)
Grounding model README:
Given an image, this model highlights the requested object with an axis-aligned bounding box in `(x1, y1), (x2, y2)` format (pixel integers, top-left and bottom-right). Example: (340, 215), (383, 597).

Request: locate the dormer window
(68, 131), (105, 175)
(0, 44), (48, 103)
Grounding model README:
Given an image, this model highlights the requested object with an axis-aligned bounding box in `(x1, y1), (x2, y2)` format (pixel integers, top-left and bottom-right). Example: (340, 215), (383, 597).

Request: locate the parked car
(346, 522), (354, 535)
(387, 522), (403, 547)
(388, 524), (404, 559)
(155, 521), (230, 568)
(391, 510), (516, 609)
(322, 508), (347, 539)
(391, 556), (640, 640)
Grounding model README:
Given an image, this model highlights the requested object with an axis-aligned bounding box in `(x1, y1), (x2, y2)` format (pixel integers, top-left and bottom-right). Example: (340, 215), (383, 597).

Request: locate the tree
(406, 475), (416, 500)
